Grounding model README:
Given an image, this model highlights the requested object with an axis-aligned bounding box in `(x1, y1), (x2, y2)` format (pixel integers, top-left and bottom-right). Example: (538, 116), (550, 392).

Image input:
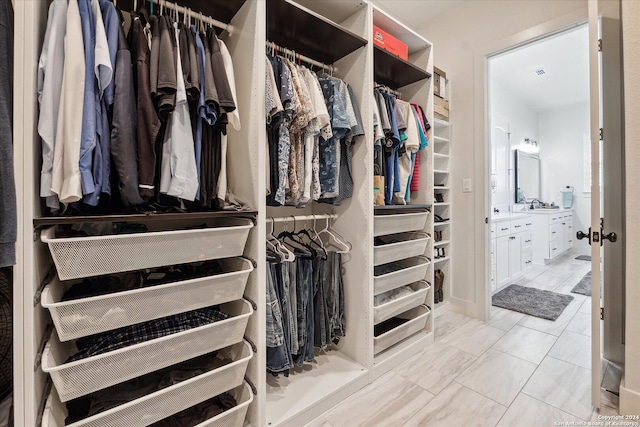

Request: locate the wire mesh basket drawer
(42, 300), (253, 402)
(373, 305), (430, 354)
(373, 212), (429, 237)
(374, 257), (430, 296)
(42, 258), (254, 341)
(374, 232), (430, 266)
(190, 382), (254, 427)
(42, 342), (253, 427)
(374, 281), (430, 324)
(41, 218), (254, 280)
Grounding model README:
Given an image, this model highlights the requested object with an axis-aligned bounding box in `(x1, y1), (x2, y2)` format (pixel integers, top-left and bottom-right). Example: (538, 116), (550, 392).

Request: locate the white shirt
(38, 0), (67, 209)
(51, 0), (85, 204)
(160, 23), (198, 201)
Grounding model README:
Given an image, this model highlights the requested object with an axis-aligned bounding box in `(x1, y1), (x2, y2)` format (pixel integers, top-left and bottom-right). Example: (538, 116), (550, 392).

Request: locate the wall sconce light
(522, 138), (539, 153)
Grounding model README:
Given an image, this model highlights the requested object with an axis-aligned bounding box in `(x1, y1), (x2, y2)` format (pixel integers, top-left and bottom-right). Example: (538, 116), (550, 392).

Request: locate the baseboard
(620, 375), (640, 414)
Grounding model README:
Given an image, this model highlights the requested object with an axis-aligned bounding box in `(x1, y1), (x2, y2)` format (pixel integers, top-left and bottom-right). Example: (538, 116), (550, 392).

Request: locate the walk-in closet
(11, 0), (441, 426)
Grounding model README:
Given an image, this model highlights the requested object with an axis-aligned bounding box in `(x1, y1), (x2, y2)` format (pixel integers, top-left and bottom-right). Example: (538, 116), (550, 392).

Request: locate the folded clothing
(61, 260), (225, 301)
(373, 262), (404, 276)
(150, 393), (237, 427)
(374, 285), (414, 306)
(67, 306), (230, 362)
(65, 351), (233, 423)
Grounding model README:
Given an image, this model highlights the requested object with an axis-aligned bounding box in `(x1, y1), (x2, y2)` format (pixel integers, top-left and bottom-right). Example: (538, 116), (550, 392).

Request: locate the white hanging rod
(266, 41), (336, 73)
(133, 0), (233, 35)
(270, 214), (338, 224)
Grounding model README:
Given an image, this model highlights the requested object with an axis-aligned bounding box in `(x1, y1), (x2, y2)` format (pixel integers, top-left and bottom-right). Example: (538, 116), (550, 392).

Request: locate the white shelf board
(434, 221), (450, 227)
(434, 203), (449, 207)
(434, 169), (449, 174)
(433, 136), (450, 143)
(433, 153), (449, 159)
(434, 256), (450, 263)
(434, 118), (450, 128)
(371, 5), (431, 54)
(373, 330), (433, 380)
(434, 240), (450, 247)
(434, 186), (450, 190)
(266, 351), (368, 426)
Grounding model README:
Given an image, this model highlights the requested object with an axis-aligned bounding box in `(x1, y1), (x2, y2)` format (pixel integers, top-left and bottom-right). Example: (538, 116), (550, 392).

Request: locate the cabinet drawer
(549, 213), (563, 224)
(522, 250), (533, 268)
(521, 233), (532, 251)
(496, 222), (511, 237)
(510, 217), (531, 233)
(491, 223), (497, 238)
(549, 242), (561, 258)
(550, 223), (562, 239)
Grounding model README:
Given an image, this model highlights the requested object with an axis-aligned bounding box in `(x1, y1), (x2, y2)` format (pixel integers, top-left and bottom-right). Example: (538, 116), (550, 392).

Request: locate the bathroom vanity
(491, 213), (534, 292)
(530, 209), (574, 264)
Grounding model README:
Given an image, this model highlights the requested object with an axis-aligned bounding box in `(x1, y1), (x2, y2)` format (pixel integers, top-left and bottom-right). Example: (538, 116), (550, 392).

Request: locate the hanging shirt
(130, 14), (160, 198)
(159, 23), (198, 201)
(99, 0), (118, 107)
(38, 0), (67, 210)
(51, 0), (85, 204)
(77, 0), (97, 197)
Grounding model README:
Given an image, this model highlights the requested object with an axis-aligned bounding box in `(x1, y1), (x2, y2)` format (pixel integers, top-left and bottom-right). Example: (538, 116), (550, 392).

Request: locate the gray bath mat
(492, 285), (574, 321)
(571, 272), (592, 296)
(575, 255), (591, 261)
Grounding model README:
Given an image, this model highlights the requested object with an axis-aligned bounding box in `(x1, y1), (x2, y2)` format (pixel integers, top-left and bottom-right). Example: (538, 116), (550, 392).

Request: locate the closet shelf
(373, 46), (431, 89)
(374, 204), (432, 213)
(374, 232), (430, 266)
(433, 186), (450, 190)
(374, 212), (430, 237)
(434, 256), (450, 263)
(434, 169), (448, 174)
(267, 0), (367, 65)
(434, 118), (450, 127)
(434, 221), (451, 227)
(433, 203), (449, 207)
(33, 210), (258, 226)
(433, 153), (449, 159)
(434, 240), (450, 247)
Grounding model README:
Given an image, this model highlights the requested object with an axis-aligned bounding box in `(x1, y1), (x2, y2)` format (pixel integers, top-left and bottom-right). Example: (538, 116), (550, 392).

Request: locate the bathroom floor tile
(492, 325), (557, 364)
(522, 356), (593, 420)
(455, 349), (537, 406)
(394, 343), (477, 395)
(434, 311), (476, 340)
(549, 330), (592, 370)
(322, 372), (434, 427)
(487, 306), (525, 331)
(566, 312), (592, 337)
(440, 322), (505, 356)
(303, 417), (334, 427)
(404, 382), (506, 427)
(496, 393), (583, 427)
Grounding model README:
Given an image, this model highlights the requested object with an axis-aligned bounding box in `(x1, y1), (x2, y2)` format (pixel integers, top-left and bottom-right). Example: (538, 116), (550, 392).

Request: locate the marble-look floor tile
(566, 312), (592, 337)
(434, 311), (476, 340)
(404, 382), (507, 427)
(518, 297), (582, 336)
(303, 417), (333, 427)
(591, 403), (619, 421)
(492, 325), (557, 364)
(579, 297), (592, 314)
(487, 306), (525, 331)
(549, 330), (592, 370)
(394, 342), (477, 395)
(522, 356), (593, 420)
(440, 322), (505, 356)
(455, 349), (537, 406)
(322, 372), (434, 427)
(496, 393), (583, 427)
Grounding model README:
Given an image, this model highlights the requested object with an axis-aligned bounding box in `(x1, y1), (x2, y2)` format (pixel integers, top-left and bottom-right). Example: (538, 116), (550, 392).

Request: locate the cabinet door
(509, 234), (523, 278)
(565, 219), (574, 250)
(496, 236), (510, 288)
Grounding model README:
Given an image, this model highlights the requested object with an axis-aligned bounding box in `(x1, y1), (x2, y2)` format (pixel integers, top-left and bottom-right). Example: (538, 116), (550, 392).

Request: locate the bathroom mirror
(514, 150), (541, 202)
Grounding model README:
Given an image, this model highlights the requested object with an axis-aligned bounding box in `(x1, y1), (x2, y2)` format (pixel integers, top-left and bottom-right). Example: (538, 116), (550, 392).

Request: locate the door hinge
(599, 128), (603, 141)
(600, 307), (604, 320)
(598, 38), (602, 52)
(485, 217), (488, 224)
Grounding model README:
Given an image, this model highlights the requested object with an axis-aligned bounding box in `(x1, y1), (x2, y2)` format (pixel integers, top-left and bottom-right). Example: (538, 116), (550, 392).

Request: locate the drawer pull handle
(526, 223), (532, 226)
(515, 225), (521, 228)
(501, 228), (509, 231)
(552, 232), (557, 234)
(525, 240), (531, 243)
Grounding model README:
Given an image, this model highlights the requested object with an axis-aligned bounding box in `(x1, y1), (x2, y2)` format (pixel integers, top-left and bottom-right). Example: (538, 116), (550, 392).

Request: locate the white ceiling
(370, 0), (465, 31)
(490, 25), (590, 112)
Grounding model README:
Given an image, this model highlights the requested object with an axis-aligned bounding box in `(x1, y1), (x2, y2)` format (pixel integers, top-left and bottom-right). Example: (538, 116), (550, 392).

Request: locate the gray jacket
(0, 0), (15, 267)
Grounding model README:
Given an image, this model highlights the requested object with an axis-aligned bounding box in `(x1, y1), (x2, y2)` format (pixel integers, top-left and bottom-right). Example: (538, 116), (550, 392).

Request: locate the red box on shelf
(373, 25), (408, 61)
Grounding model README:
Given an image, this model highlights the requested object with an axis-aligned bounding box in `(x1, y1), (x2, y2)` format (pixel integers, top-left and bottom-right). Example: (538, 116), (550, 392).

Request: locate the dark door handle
(576, 228), (591, 245)
(602, 231), (617, 245)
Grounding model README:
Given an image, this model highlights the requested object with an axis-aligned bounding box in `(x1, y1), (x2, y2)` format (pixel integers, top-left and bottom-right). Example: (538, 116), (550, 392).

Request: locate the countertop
(491, 208), (573, 222)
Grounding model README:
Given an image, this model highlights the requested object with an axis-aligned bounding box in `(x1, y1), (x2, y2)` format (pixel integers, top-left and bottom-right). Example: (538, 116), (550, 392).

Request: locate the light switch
(462, 178), (472, 193)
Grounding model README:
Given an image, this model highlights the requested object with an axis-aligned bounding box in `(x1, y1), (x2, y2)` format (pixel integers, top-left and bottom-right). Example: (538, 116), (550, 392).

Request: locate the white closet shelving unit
(13, 1), (438, 426)
(433, 115), (453, 316)
(370, 5), (435, 379)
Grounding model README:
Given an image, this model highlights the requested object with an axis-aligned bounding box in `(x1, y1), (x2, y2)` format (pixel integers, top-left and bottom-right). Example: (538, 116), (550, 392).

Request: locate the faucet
(529, 199), (542, 209)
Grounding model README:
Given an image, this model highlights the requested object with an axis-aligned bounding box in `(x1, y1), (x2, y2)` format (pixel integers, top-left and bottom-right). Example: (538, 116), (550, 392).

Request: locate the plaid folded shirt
(68, 307), (230, 362)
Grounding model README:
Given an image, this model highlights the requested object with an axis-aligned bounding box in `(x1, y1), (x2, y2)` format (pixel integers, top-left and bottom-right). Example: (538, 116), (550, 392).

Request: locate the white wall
(418, 0), (587, 316)
(621, 0), (640, 414)
(538, 102), (590, 255)
(490, 80), (539, 212)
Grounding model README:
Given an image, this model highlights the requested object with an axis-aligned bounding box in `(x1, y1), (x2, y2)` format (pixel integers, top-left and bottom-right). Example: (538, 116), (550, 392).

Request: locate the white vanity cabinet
(531, 210), (574, 264)
(491, 215), (533, 292)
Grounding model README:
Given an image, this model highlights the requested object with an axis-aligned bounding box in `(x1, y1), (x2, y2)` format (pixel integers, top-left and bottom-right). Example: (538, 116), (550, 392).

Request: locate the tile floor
(304, 252), (622, 426)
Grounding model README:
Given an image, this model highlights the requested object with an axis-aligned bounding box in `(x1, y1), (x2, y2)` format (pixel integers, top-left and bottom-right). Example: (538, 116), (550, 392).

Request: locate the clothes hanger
(277, 217), (314, 259)
(294, 217), (328, 260)
(317, 216), (351, 253)
(267, 218), (295, 262)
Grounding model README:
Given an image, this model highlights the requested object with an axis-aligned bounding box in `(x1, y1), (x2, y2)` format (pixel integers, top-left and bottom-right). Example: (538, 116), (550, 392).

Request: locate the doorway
(486, 23), (622, 414)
